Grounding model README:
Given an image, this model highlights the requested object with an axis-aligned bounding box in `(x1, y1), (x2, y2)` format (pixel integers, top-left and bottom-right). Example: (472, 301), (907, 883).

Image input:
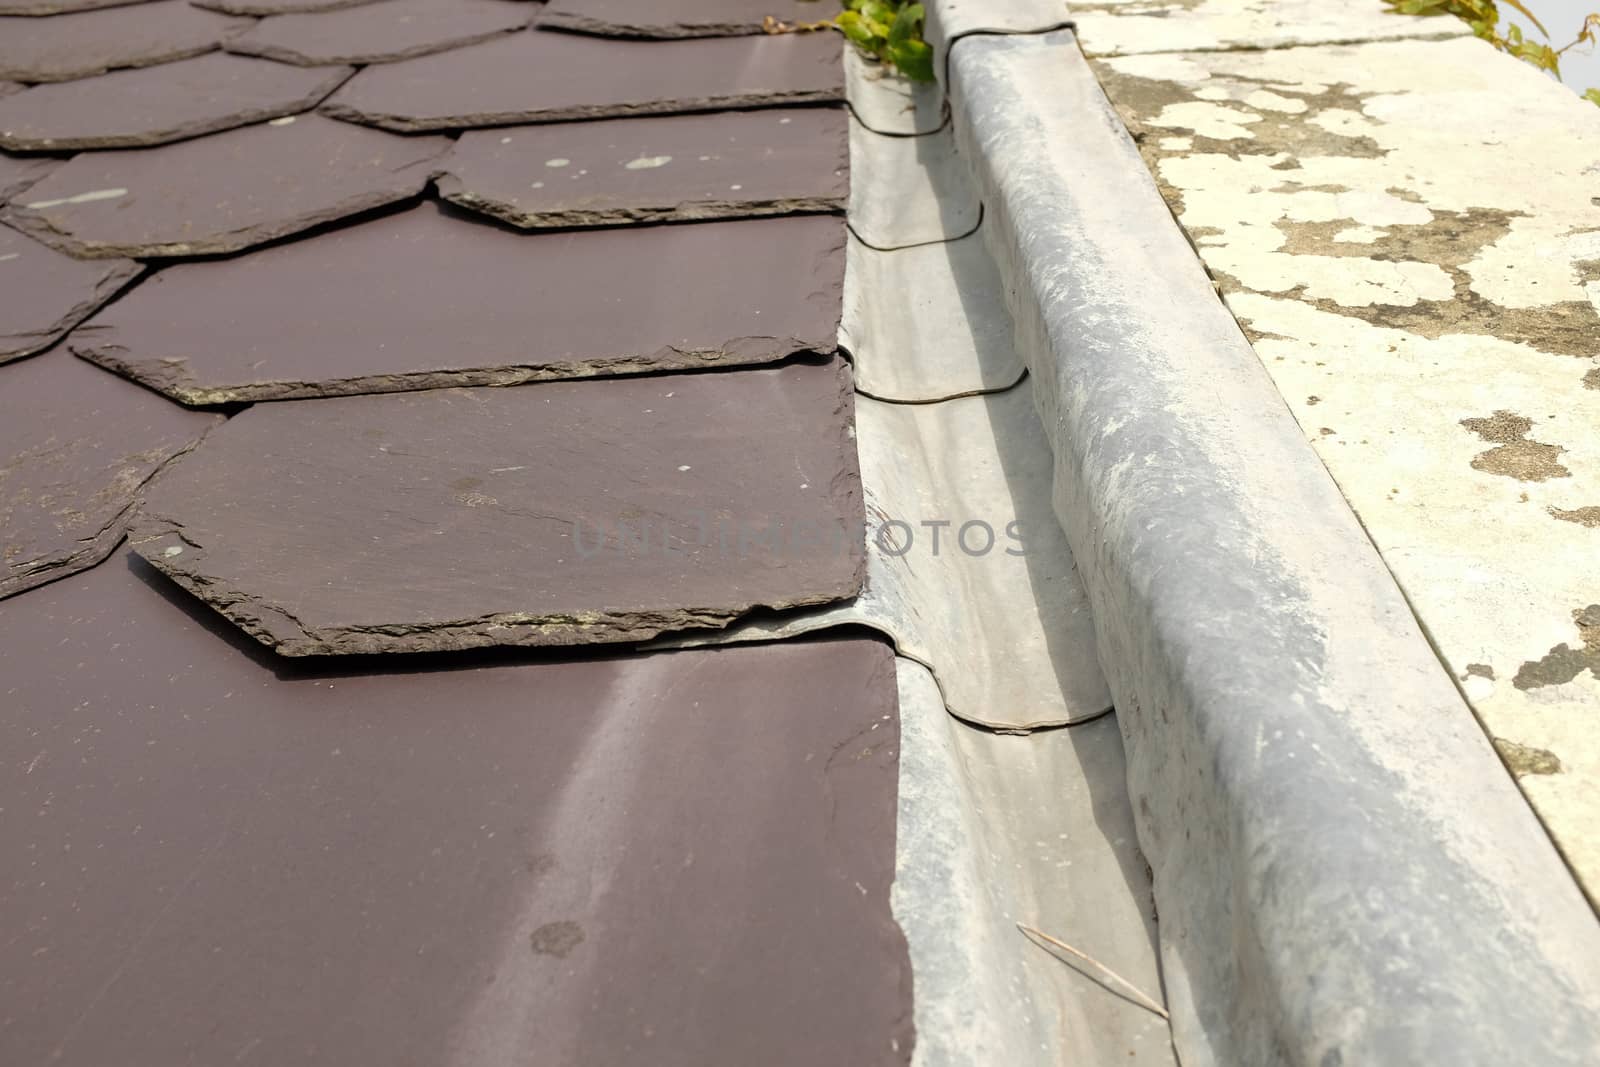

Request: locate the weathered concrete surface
(5, 115), (446, 259)
(131, 358), (866, 655)
(0, 1), (248, 83)
(1094, 33), (1600, 906)
(848, 119), (979, 249)
(845, 46), (945, 136)
(949, 27), (1600, 1067)
(1072, 0), (1468, 57)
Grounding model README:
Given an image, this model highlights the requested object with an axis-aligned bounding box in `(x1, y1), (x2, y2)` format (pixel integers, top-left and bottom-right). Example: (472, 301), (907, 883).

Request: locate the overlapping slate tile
(0, 351), (220, 599)
(541, 0), (838, 38)
(321, 28), (842, 131)
(72, 204), (844, 402)
(437, 107), (848, 228)
(0, 150), (57, 204)
(0, 53), (351, 151)
(225, 0), (533, 66)
(0, 0), (161, 13)
(0, 561), (913, 1066)
(195, 0), (380, 13)
(6, 116), (446, 258)
(130, 357), (865, 654)
(0, 224), (138, 363)
(0, 1), (250, 84)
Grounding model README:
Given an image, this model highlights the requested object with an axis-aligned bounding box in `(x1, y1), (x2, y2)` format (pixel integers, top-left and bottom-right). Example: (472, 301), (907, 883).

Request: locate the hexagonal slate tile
(0, 53), (352, 151)
(225, 0), (533, 66)
(0, 223), (139, 363)
(5, 115), (448, 258)
(193, 0), (384, 13)
(437, 106), (848, 228)
(321, 28), (842, 131)
(0, 350), (221, 600)
(130, 357), (866, 655)
(71, 204), (845, 402)
(541, 0), (840, 38)
(0, 1), (250, 84)
(0, 0), (162, 14)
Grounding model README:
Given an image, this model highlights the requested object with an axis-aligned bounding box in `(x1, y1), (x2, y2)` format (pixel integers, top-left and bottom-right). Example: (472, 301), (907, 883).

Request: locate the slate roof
(0, 5), (922, 1063)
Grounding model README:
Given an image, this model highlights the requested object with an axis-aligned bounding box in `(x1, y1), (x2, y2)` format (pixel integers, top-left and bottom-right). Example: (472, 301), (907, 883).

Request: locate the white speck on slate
(530, 181), (544, 189)
(545, 158), (570, 168)
(25, 187), (128, 209)
(678, 465), (692, 472)
(268, 116), (296, 126)
(625, 155), (672, 170)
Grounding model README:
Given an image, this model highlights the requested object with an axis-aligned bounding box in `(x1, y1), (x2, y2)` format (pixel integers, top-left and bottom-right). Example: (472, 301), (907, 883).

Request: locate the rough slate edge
(222, 11), (534, 67)
(891, 659), (1175, 1067)
(845, 45), (947, 137)
(0, 64), (355, 152)
(2, 128), (448, 259)
(0, 82), (22, 98)
(535, 0), (832, 38)
(0, 154), (59, 205)
(651, 387), (1111, 732)
(950, 28), (1600, 1067)
(192, 0), (379, 11)
(0, 0), (160, 12)
(0, 244), (142, 365)
(127, 360), (867, 656)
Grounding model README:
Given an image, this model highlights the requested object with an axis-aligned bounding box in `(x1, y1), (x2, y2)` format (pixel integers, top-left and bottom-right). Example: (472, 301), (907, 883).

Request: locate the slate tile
(542, 0), (839, 38)
(0, 1), (250, 84)
(5, 115), (447, 259)
(0, 0), (161, 14)
(0, 150), (58, 204)
(0, 563), (912, 1066)
(0, 223), (138, 363)
(437, 106), (848, 229)
(72, 204), (845, 402)
(0, 351), (221, 600)
(0, 53), (352, 151)
(194, 0), (382, 11)
(129, 357), (865, 655)
(225, 0), (534, 67)
(321, 27), (842, 132)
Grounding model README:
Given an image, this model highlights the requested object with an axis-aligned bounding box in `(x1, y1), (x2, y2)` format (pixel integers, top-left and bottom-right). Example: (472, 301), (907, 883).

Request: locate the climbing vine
(1384, 0), (1600, 104)
(765, 1), (936, 82)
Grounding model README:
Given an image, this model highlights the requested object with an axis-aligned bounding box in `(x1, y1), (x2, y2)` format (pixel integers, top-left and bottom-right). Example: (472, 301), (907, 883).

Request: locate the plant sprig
(1385, 0), (1600, 104)
(765, 1), (936, 82)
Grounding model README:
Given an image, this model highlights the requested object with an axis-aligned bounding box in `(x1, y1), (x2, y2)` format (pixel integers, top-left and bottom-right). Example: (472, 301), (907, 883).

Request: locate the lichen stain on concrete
(1464, 663), (1495, 680)
(1586, 367), (1600, 390)
(1549, 505), (1600, 527)
(1514, 605), (1600, 690)
(1459, 411), (1571, 482)
(1493, 737), (1564, 777)
(530, 920), (585, 959)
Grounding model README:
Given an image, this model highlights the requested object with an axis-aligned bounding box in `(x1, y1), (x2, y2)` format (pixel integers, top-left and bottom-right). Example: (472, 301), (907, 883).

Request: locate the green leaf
(1584, 87), (1600, 106)
(889, 37), (936, 82)
(888, 1), (924, 44)
(861, 0), (894, 26)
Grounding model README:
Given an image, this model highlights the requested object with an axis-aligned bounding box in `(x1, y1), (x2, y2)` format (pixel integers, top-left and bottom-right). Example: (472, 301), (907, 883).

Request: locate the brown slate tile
(321, 27), (843, 132)
(128, 357), (865, 655)
(542, 0), (839, 38)
(0, 53), (352, 151)
(0, 223), (138, 363)
(0, 150), (57, 204)
(194, 0), (383, 13)
(0, 0), (161, 14)
(0, 560), (913, 1066)
(72, 204), (845, 402)
(224, 0), (534, 67)
(4, 115), (447, 258)
(0, 1), (251, 84)
(0, 351), (221, 600)
(437, 106), (848, 229)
